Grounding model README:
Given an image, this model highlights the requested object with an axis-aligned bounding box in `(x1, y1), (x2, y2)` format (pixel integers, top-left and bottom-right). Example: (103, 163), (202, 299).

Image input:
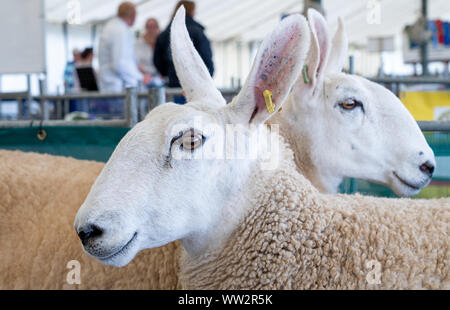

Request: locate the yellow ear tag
(263, 90), (275, 114)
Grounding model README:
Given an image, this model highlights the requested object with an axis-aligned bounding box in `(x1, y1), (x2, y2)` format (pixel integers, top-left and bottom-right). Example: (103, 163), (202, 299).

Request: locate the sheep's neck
(179, 143), (318, 289)
(180, 160), (256, 258)
(180, 131), (298, 258)
(268, 99), (342, 194)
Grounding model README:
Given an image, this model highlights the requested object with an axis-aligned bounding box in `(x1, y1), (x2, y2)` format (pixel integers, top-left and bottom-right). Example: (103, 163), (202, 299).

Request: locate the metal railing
(0, 89), (135, 128)
(0, 91), (31, 120)
(369, 76), (450, 85)
(0, 87), (240, 129)
(417, 121), (450, 132)
(369, 76), (450, 97)
(0, 81), (449, 131)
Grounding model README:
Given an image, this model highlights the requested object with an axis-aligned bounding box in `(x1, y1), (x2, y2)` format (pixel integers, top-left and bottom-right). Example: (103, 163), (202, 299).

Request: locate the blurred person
(78, 47), (94, 67)
(154, 0), (214, 104)
(98, 1), (151, 93)
(76, 47), (98, 91)
(70, 47), (97, 112)
(63, 48), (81, 93)
(135, 18), (164, 88)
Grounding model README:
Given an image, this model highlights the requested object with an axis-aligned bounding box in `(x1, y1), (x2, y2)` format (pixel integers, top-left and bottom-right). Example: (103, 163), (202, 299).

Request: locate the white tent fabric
(45, 0), (450, 45)
(2, 0), (449, 94)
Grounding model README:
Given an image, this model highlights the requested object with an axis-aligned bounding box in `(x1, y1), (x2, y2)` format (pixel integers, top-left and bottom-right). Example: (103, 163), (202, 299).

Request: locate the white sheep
(75, 8), (449, 290)
(269, 11), (435, 196)
(0, 9), (438, 290)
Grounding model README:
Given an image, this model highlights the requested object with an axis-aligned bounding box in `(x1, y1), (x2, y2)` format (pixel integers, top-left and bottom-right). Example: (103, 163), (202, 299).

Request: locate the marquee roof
(45, 0), (450, 45)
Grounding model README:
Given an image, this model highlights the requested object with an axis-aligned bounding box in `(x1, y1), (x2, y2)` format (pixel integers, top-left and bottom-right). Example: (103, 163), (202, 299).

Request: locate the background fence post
(348, 55), (354, 74)
(39, 78), (49, 120)
(147, 87), (166, 116)
(125, 87), (138, 127)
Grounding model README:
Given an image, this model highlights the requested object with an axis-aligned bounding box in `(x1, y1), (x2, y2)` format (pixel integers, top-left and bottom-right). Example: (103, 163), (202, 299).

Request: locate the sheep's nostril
(419, 161), (435, 177)
(77, 224), (103, 245)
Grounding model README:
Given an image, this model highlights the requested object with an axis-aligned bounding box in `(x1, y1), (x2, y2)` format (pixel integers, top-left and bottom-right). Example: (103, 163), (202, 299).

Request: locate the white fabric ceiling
(45, 0), (450, 45)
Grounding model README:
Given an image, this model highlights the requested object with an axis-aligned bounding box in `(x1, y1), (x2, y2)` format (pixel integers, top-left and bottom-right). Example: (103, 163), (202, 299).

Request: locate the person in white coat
(98, 2), (151, 93)
(135, 18), (164, 88)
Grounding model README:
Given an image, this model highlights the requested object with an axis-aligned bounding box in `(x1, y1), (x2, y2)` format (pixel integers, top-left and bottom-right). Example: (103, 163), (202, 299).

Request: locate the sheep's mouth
(393, 171), (422, 191)
(97, 232), (138, 261)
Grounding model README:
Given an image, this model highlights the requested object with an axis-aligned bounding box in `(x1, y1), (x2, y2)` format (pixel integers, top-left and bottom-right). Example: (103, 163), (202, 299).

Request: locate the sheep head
(74, 7), (311, 267)
(282, 9), (435, 196)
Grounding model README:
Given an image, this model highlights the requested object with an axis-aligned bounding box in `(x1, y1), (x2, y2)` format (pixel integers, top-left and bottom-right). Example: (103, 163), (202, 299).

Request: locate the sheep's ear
(228, 14), (310, 125)
(293, 9), (331, 96)
(325, 17), (348, 73)
(170, 6), (225, 106)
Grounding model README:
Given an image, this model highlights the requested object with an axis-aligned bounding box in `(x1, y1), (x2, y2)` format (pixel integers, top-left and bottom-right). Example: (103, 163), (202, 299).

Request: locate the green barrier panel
(0, 127), (448, 198)
(0, 126), (130, 162)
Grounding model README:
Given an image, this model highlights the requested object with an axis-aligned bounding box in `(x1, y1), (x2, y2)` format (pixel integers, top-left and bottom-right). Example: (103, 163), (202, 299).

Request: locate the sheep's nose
(77, 224), (103, 245)
(419, 160), (435, 178)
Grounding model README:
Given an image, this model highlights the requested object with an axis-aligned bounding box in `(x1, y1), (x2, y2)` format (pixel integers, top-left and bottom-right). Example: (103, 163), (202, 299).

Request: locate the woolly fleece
(179, 143), (449, 289)
(1, 146), (448, 289)
(0, 150), (181, 289)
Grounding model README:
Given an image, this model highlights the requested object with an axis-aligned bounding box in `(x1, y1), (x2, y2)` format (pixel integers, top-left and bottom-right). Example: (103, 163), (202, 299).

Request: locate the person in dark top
(153, 0), (214, 103)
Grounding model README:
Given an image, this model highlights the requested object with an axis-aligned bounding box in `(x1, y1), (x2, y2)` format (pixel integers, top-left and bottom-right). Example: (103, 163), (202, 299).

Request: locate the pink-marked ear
(170, 6), (225, 106)
(326, 17), (348, 73)
(228, 14), (311, 125)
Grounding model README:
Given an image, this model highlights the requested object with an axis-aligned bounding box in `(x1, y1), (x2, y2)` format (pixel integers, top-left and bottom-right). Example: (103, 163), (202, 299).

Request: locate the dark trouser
(173, 95), (186, 105)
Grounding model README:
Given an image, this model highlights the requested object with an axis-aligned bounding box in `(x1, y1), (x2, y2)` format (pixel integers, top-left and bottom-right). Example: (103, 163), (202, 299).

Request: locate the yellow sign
(400, 91), (450, 121)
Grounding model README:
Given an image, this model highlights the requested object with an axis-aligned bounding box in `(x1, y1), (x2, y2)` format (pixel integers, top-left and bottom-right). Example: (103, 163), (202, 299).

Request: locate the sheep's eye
(340, 98), (360, 110)
(181, 130), (204, 151)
